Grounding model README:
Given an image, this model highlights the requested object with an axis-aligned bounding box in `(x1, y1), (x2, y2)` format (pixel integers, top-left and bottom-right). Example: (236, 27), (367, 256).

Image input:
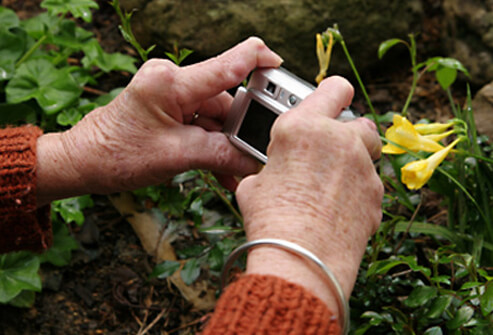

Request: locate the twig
(167, 318), (203, 334)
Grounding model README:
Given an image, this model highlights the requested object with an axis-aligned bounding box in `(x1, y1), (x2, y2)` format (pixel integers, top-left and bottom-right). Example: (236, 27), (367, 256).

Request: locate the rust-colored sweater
(0, 126), (340, 335)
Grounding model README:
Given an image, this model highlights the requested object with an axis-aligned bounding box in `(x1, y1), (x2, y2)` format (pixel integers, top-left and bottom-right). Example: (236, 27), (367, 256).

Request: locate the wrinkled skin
(237, 77), (383, 315)
(36, 37), (383, 319)
(37, 37), (282, 203)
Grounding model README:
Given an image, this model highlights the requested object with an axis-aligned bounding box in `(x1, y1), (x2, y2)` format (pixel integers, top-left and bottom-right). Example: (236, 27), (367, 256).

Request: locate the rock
(471, 81), (493, 141)
(443, 0), (493, 85)
(120, 0), (423, 82)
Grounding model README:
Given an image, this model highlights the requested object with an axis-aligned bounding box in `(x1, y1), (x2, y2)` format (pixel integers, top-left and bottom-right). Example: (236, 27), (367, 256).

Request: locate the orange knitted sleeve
(0, 126), (52, 254)
(202, 274), (341, 335)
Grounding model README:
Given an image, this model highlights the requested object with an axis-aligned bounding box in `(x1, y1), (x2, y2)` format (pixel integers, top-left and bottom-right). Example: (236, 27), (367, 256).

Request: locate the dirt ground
(0, 0), (460, 334)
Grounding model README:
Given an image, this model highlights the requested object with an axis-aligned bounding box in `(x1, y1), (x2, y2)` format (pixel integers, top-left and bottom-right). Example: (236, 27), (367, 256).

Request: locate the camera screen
(237, 99), (279, 155)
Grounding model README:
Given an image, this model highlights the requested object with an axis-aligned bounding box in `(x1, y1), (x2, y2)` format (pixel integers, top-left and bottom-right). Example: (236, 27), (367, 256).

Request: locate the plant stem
(197, 170), (243, 224)
(401, 35), (418, 117)
(16, 35), (47, 67)
(339, 40), (382, 136)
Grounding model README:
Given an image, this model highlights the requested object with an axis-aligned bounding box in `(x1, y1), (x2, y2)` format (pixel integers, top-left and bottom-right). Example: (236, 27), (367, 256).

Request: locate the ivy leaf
(50, 19), (93, 50)
(0, 103), (37, 126)
(6, 59), (82, 114)
(0, 6), (20, 28)
(404, 285), (438, 308)
(82, 40), (137, 73)
(0, 8), (27, 81)
(181, 258), (201, 285)
(378, 38), (404, 59)
(39, 221), (78, 267)
(56, 108), (83, 126)
(21, 12), (57, 39)
(149, 260), (180, 279)
(41, 0), (99, 23)
(7, 290), (36, 308)
(480, 282), (493, 316)
(52, 195), (94, 226)
(0, 252), (41, 303)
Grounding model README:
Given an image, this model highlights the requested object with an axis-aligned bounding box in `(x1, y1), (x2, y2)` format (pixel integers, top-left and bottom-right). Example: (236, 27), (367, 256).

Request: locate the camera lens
(266, 82), (276, 94)
(288, 94), (298, 106)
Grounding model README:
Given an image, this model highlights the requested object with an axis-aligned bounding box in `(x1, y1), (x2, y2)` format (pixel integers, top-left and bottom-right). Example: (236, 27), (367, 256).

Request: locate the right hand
(235, 76), (383, 311)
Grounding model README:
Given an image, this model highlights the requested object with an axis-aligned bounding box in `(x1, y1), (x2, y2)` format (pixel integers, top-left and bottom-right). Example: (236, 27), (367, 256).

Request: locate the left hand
(36, 37), (283, 205)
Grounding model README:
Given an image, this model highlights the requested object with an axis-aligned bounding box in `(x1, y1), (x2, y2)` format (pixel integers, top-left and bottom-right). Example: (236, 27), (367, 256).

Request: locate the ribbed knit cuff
(0, 126), (52, 253)
(202, 274), (341, 335)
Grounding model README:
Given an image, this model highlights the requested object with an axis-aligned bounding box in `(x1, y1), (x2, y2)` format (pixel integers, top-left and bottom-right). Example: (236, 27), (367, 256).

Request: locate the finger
(347, 117), (382, 160)
(183, 128), (260, 177)
(192, 115), (223, 131)
(175, 37), (283, 105)
(298, 76), (354, 118)
(196, 91), (233, 121)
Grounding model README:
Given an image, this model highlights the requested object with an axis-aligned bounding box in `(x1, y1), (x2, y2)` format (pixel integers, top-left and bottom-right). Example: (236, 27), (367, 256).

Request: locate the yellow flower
(414, 122), (454, 135)
(382, 115), (445, 154)
(315, 32), (334, 85)
(401, 138), (460, 190)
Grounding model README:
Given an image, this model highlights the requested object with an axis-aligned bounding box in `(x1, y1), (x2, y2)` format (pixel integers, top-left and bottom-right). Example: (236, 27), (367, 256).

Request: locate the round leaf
(0, 252), (41, 303)
(424, 326), (443, 335)
(446, 305), (474, 330)
(6, 59), (82, 114)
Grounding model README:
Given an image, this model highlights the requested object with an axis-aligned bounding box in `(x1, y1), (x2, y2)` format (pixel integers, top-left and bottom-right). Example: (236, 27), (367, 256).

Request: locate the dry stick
(137, 287), (154, 335)
(139, 296), (177, 335)
(395, 200), (423, 253)
(168, 318), (203, 334)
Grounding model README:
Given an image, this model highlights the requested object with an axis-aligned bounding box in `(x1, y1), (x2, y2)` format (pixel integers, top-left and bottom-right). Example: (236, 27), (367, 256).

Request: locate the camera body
(223, 67), (355, 163)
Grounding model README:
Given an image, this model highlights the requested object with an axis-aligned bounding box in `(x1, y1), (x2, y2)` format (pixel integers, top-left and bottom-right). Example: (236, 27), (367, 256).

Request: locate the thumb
(184, 128), (260, 177)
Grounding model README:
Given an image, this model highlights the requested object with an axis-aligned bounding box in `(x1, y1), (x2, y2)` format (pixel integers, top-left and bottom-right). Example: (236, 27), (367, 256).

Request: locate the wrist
(36, 132), (85, 206)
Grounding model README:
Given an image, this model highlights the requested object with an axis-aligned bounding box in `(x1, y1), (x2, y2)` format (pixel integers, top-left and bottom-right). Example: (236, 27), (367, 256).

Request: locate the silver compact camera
(223, 67), (356, 163)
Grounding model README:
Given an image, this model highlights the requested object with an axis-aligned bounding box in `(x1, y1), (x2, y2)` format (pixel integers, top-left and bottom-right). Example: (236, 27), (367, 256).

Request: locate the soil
(0, 0), (460, 334)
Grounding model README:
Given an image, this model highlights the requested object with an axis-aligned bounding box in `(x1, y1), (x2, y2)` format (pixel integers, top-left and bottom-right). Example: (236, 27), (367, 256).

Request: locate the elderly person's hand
(236, 76), (383, 318)
(36, 38), (282, 205)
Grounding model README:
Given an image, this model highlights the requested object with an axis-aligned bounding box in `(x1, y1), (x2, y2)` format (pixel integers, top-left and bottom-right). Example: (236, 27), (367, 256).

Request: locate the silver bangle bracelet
(220, 238), (349, 334)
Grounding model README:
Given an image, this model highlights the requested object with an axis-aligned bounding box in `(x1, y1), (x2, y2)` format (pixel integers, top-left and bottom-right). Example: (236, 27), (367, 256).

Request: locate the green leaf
(95, 88), (124, 106)
(0, 252), (41, 303)
(39, 221), (78, 266)
(460, 281), (483, 290)
(50, 19), (93, 50)
(404, 285), (438, 308)
(56, 108), (83, 126)
(436, 67), (457, 90)
(366, 258), (405, 277)
(427, 295), (453, 319)
(481, 282), (493, 316)
(52, 195), (94, 226)
(21, 12), (57, 39)
(181, 258), (201, 285)
(208, 245), (224, 271)
(149, 260), (180, 279)
(0, 18), (28, 80)
(447, 305), (475, 330)
(41, 0), (99, 23)
(378, 38), (404, 59)
(0, 103), (37, 125)
(0, 6), (20, 28)
(81, 40), (137, 73)
(424, 326), (443, 335)
(6, 59), (82, 114)
(394, 221), (461, 245)
(7, 290), (36, 308)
